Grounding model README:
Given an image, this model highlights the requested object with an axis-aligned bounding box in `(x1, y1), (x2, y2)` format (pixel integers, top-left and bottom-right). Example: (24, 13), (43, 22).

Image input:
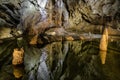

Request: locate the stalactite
(53, 0), (69, 27)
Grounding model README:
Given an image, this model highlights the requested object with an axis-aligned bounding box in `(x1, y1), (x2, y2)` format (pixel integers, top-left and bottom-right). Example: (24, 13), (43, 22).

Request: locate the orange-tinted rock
(99, 50), (107, 64)
(99, 27), (108, 51)
(29, 35), (38, 45)
(12, 48), (24, 65)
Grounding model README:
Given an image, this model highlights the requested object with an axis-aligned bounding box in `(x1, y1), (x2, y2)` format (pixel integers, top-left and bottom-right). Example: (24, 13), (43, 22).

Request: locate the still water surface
(0, 40), (120, 80)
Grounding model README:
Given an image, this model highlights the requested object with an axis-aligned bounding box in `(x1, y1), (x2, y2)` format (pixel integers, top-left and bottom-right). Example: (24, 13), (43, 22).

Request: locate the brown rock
(29, 34), (38, 45)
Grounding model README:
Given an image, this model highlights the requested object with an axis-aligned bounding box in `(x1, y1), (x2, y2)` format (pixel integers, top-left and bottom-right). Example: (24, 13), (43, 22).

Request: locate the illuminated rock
(12, 48), (24, 65)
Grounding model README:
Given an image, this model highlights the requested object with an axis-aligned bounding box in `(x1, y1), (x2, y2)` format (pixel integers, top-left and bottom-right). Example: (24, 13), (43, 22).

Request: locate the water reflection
(0, 40), (120, 80)
(26, 41), (101, 80)
(26, 41), (120, 80)
(99, 50), (107, 64)
(37, 50), (50, 80)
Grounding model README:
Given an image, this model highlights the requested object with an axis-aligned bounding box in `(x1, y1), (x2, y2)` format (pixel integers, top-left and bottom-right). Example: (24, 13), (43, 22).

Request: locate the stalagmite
(12, 48), (24, 65)
(99, 27), (108, 64)
(99, 27), (108, 51)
